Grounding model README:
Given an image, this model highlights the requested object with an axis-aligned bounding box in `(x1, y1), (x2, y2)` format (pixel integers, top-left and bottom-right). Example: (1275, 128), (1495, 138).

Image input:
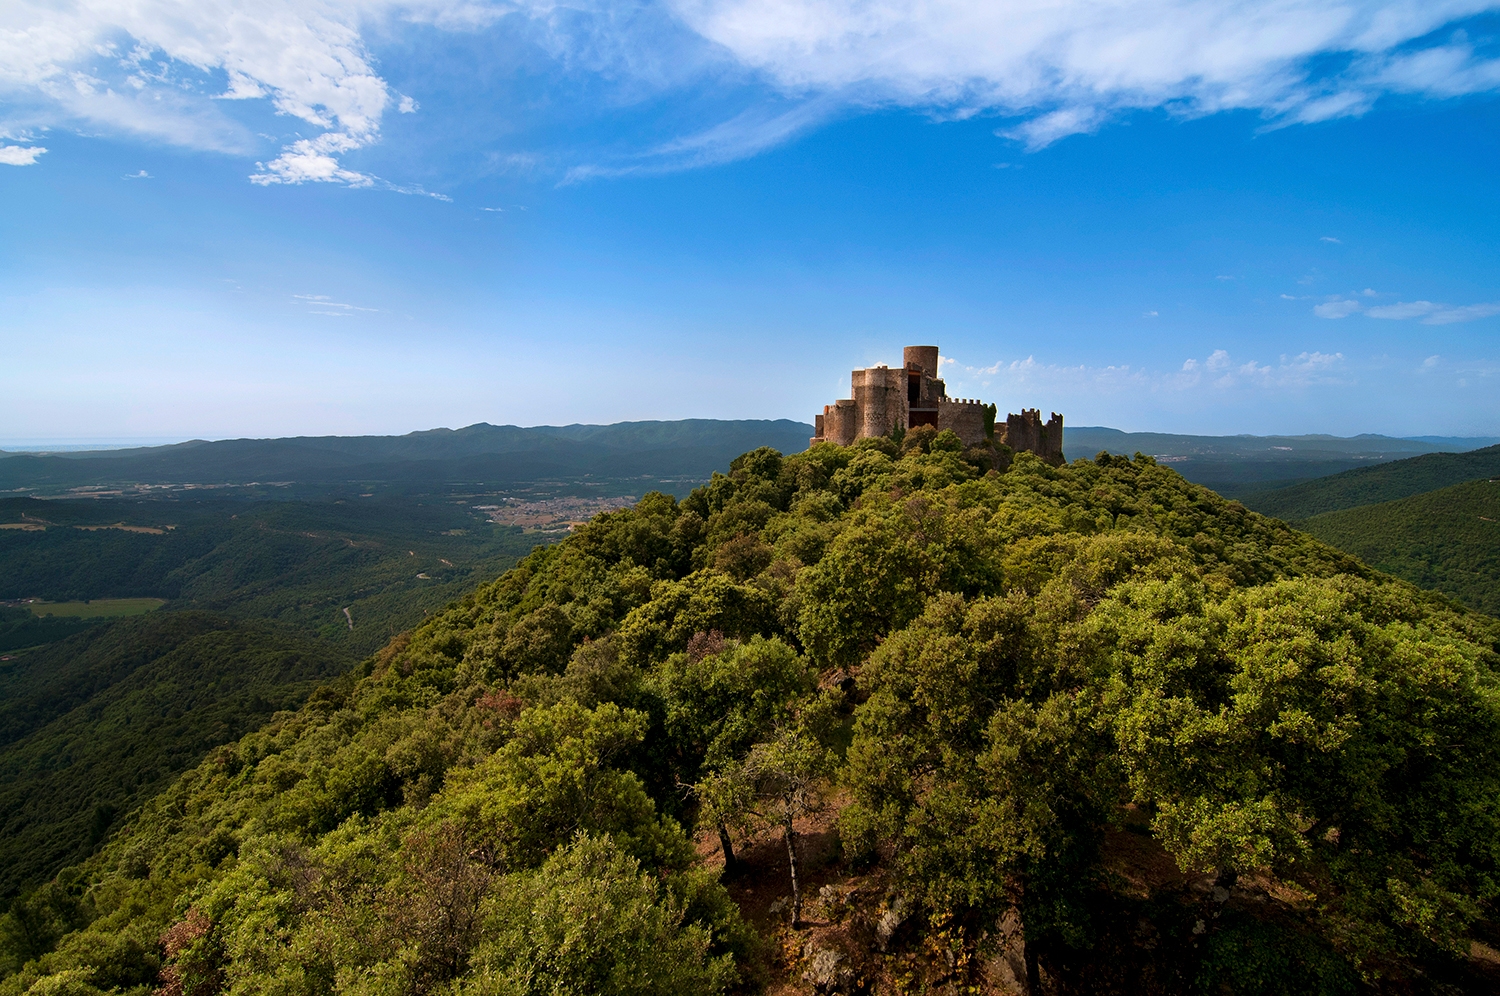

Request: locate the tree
(460, 834), (739, 996)
(652, 636), (817, 874)
(715, 716), (835, 928)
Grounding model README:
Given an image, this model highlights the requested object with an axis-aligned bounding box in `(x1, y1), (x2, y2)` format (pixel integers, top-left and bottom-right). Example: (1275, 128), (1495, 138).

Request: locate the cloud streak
(939, 346), (1349, 400)
(1315, 295), (1500, 324)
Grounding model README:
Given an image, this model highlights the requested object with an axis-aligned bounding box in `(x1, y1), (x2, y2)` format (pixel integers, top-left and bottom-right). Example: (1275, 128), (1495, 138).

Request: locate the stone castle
(811, 345), (1064, 464)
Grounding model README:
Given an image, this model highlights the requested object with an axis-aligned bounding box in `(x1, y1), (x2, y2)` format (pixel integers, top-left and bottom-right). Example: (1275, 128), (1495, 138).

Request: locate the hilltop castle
(811, 345), (1064, 464)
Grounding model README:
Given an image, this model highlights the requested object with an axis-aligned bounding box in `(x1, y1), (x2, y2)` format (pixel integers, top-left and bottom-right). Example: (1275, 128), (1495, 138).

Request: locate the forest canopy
(4, 434), (1498, 994)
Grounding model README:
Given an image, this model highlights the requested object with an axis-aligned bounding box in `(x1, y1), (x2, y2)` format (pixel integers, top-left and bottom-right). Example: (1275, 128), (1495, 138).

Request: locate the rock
(874, 896), (909, 952)
(802, 946), (854, 993)
(983, 908), (1029, 995)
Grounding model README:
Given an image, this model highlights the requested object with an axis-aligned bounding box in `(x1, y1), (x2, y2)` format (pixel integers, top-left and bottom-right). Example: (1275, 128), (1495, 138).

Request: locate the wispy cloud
(1320, 236), (1342, 243)
(0, 145), (47, 166)
(1313, 298), (1362, 318)
(123, 169), (152, 179)
(563, 97), (840, 182)
(294, 293), (377, 316)
(1316, 296), (1500, 324)
(2, 0), (393, 184)
(939, 347), (1348, 398)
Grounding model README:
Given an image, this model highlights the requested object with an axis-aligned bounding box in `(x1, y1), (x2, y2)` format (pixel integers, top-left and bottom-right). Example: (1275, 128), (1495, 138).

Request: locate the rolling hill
(1065, 427), (1500, 498)
(0, 613), (351, 898)
(1240, 443), (1500, 521)
(1295, 478), (1500, 616)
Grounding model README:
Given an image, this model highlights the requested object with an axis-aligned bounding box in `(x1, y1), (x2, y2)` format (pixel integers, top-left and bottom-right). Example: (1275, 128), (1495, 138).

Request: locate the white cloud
(0, 0), (396, 183)
(5, 0), (1500, 183)
(294, 293), (377, 315)
(0, 144), (46, 165)
(123, 169), (152, 178)
(1313, 298), (1362, 318)
(564, 97), (841, 180)
(670, 0), (1500, 148)
(1321, 236), (1342, 243)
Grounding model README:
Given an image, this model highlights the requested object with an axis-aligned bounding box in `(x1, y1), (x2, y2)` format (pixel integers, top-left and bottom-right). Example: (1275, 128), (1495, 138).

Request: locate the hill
(1066, 426), (1500, 498)
(5, 437), (1498, 994)
(1240, 444), (1500, 521)
(0, 420), (816, 493)
(0, 613), (351, 899)
(1296, 479), (1500, 616)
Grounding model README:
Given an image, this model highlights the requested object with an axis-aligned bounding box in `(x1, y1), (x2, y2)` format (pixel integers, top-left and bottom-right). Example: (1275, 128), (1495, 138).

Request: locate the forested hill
(0, 614), (351, 900)
(0, 420), (814, 491)
(1242, 443), (1500, 521)
(1295, 479), (1500, 616)
(1066, 426), (1500, 498)
(6, 430), (1498, 994)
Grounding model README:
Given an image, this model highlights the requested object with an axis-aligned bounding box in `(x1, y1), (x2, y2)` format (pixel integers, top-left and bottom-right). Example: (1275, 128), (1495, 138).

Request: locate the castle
(811, 345), (1064, 464)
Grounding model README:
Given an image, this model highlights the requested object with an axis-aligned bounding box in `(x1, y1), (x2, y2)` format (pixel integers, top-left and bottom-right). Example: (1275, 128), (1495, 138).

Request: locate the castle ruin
(811, 345), (1064, 464)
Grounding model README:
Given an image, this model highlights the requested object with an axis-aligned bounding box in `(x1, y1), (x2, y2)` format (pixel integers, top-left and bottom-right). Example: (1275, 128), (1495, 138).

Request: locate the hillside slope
(0, 614), (351, 899)
(1242, 444), (1500, 521)
(1298, 479), (1500, 616)
(4, 439), (1498, 994)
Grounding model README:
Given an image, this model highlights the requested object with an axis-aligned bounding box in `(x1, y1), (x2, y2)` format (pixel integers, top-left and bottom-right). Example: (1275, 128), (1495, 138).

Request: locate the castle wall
(937, 398), (987, 447)
(822, 400), (858, 446)
(999, 409), (1065, 465)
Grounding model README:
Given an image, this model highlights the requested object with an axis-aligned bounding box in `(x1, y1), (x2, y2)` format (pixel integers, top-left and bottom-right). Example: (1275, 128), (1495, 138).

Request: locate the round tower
(903, 345), (939, 379)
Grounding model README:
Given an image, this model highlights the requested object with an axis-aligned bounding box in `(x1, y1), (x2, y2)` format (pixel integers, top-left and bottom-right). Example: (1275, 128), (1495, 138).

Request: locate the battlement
(810, 345), (1064, 464)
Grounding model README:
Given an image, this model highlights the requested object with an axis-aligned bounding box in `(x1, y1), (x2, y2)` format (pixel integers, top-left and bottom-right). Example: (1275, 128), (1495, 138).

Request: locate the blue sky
(2, 1), (1499, 442)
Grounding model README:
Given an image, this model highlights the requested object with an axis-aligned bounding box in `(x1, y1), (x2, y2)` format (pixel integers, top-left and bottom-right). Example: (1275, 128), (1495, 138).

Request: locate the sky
(2, 1), (1499, 443)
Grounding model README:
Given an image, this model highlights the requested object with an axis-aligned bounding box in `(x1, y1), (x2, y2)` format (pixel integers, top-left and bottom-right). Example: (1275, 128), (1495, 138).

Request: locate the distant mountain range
(5, 420), (1498, 499)
(0, 420), (817, 493)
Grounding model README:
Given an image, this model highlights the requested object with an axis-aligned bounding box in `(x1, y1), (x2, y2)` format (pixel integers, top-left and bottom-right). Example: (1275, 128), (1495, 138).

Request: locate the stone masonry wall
(998, 409), (1065, 465)
(853, 366), (905, 439)
(937, 398), (987, 447)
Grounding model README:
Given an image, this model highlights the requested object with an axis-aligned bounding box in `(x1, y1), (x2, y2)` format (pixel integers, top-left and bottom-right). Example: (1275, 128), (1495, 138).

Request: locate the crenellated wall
(997, 409), (1065, 465)
(937, 397), (987, 446)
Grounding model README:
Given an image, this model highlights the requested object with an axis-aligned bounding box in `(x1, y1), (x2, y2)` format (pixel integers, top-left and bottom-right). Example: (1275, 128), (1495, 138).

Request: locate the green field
(24, 598), (166, 619)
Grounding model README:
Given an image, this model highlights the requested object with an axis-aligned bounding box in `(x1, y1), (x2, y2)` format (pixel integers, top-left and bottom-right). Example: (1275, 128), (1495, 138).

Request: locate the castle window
(908, 371), (921, 407)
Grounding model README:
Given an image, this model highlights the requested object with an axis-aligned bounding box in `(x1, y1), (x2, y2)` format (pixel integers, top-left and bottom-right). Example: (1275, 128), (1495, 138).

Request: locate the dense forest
(1244, 445), (1500, 521)
(1297, 479), (1500, 616)
(3, 431), (1498, 994)
(0, 614), (352, 899)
